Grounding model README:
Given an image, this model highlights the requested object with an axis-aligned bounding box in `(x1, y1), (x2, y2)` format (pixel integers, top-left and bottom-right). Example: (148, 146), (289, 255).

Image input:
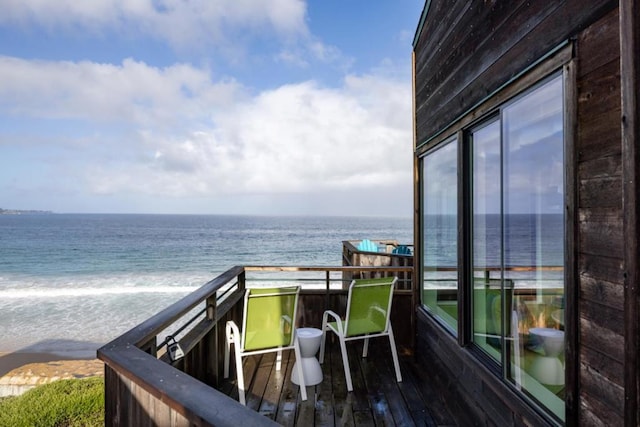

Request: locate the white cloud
(275, 38), (350, 72)
(0, 0), (309, 49)
(0, 56), (243, 127)
(0, 1), (418, 215)
(0, 56), (412, 205)
(95, 79), (412, 197)
(0, 0), (347, 76)
(0, 0), (309, 55)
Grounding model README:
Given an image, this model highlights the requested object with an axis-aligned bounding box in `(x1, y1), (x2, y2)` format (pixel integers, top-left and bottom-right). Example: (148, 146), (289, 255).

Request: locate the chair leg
(388, 326), (402, 383)
(224, 322), (232, 378)
(276, 350), (282, 371)
(293, 337), (308, 401)
(362, 336), (369, 358)
(319, 319), (328, 364)
(235, 351), (246, 405)
(224, 341), (230, 378)
(339, 337), (353, 392)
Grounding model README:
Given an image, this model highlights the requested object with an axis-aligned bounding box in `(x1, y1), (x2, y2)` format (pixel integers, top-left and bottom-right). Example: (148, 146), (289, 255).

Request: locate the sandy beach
(0, 351), (103, 397)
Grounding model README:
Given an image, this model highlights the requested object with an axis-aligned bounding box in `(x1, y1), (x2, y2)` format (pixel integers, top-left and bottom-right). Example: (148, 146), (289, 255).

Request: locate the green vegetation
(0, 377), (104, 427)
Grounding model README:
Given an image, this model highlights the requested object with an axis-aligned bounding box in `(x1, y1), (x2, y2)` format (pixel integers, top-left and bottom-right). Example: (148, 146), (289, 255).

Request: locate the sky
(424, 75), (564, 215)
(0, 0), (424, 217)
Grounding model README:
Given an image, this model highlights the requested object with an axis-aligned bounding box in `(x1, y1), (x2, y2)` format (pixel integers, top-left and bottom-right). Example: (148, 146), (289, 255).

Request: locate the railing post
(139, 337), (157, 357)
(238, 270), (246, 291)
(325, 270), (330, 312)
(206, 298), (215, 320)
(205, 295), (219, 386)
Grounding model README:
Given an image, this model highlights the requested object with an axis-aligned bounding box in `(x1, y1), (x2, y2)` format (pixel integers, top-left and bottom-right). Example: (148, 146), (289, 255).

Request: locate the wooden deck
(220, 336), (457, 426)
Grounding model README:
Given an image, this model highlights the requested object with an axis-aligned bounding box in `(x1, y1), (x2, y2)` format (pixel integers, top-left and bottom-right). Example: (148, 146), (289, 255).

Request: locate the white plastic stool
(291, 327), (323, 386)
(529, 327), (565, 386)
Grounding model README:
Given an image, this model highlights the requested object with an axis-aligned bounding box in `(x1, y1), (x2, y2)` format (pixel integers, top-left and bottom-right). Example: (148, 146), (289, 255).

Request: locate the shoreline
(0, 351), (103, 397)
(0, 351), (99, 378)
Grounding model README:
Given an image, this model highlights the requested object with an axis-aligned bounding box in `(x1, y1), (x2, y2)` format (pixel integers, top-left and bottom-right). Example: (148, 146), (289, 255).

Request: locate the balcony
(97, 263), (456, 426)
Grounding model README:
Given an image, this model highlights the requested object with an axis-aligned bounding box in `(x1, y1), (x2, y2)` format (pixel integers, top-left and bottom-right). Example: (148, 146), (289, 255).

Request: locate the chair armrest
(322, 310), (344, 335)
(226, 320), (241, 346)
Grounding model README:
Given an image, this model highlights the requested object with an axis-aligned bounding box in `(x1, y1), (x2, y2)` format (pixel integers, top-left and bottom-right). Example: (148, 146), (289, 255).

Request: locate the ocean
(423, 213), (564, 267)
(0, 214), (413, 356)
(423, 213), (565, 289)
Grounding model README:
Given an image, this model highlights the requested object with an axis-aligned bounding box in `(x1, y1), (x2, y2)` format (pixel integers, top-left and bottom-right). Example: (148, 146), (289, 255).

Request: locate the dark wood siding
(620, 1), (640, 424)
(413, 1), (627, 426)
(575, 8), (624, 426)
(414, 0), (616, 146)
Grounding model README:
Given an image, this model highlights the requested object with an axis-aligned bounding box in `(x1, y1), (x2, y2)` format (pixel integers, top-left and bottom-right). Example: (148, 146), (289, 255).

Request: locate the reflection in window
(504, 75), (564, 422)
(469, 75), (565, 421)
(422, 138), (458, 332)
(471, 119), (503, 360)
(420, 74), (564, 422)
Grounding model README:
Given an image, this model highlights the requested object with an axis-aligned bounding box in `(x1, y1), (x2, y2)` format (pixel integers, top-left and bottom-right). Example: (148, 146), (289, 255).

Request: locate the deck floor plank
(327, 334), (352, 426)
(396, 357), (441, 427)
(229, 350), (260, 403)
(344, 340), (374, 414)
(315, 339), (336, 427)
(260, 351), (291, 420)
(369, 341), (417, 427)
(246, 352), (273, 411)
(396, 367), (439, 427)
(220, 339), (457, 426)
(354, 342), (396, 427)
(275, 351), (298, 427)
(403, 357), (457, 426)
(295, 386), (317, 426)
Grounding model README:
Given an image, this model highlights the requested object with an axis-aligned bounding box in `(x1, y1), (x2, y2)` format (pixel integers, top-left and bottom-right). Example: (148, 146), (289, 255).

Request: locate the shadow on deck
(222, 336), (456, 426)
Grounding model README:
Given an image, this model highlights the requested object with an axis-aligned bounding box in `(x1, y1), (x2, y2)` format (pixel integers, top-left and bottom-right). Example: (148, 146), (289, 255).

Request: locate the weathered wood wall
(575, 8), (625, 425)
(620, 0), (640, 423)
(414, 0), (615, 146)
(413, 1), (623, 425)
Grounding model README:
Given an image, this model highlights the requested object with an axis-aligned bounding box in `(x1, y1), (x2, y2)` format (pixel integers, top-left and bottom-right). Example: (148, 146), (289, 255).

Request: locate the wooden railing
(97, 265), (413, 427)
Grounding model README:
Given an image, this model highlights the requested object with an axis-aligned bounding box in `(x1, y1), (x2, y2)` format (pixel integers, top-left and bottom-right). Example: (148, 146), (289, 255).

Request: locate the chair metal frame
(319, 277), (402, 392)
(224, 286), (307, 405)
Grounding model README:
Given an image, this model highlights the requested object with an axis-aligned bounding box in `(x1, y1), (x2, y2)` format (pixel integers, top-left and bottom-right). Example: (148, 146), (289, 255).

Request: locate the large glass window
(421, 73), (565, 422)
(422, 138), (458, 332)
(471, 119), (503, 360)
(503, 75), (564, 421)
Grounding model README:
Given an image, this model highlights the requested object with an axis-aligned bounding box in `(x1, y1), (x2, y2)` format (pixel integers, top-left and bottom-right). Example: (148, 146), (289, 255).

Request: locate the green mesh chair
(319, 277), (402, 392)
(224, 286), (307, 405)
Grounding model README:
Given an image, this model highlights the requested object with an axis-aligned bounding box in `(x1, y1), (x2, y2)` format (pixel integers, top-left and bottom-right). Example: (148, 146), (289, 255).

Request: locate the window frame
(419, 136), (460, 336)
(416, 52), (576, 423)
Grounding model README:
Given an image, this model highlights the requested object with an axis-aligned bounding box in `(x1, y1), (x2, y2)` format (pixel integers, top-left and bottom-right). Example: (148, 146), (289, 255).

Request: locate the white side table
(529, 327), (565, 386)
(291, 327), (323, 386)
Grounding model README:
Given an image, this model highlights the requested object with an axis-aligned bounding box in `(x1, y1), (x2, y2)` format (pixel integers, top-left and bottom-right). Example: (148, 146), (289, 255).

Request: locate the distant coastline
(0, 208), (53, 215)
